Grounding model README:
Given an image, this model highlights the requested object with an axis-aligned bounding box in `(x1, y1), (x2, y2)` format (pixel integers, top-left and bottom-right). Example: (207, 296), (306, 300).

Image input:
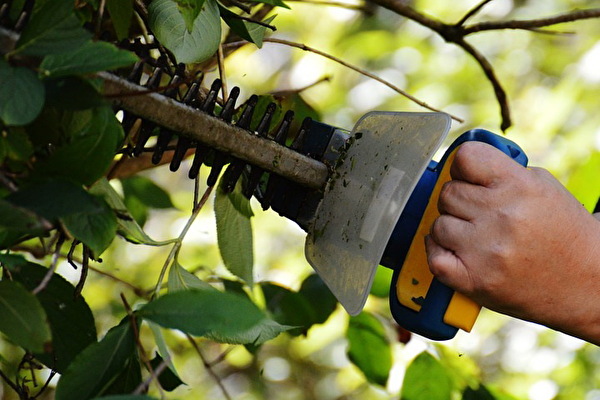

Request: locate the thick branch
(365, 2), (600, 130)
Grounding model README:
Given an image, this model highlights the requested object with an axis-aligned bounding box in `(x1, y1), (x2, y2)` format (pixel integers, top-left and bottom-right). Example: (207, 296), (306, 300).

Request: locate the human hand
(425, 141), (600, 344)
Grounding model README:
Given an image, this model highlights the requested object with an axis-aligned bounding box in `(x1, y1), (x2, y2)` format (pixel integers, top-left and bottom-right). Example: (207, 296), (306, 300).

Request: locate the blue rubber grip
(384, 129), (528, 340)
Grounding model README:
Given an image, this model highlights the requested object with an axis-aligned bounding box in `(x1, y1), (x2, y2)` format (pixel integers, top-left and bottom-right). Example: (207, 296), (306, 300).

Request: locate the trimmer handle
(383, 129), (528, 340)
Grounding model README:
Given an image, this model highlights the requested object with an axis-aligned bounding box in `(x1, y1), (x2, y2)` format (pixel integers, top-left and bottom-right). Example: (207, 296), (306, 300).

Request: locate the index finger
(450, 141), (523, 187)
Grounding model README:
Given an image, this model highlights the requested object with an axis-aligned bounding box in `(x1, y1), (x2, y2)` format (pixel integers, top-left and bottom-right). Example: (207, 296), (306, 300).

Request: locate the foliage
(1, 0), (600, 399)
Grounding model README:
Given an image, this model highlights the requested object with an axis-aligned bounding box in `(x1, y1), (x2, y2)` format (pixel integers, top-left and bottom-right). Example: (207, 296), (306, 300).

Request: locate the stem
(152, 185), (214, 299)
(32, 234), (65, 295)
(187, 334), (232, 400)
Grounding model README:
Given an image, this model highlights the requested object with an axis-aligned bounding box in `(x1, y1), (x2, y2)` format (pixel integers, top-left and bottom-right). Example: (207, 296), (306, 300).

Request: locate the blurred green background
(4, 0), (600, 399)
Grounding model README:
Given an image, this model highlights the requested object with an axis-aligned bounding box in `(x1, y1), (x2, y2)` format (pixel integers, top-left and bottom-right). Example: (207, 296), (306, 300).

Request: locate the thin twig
(0, 369), (20, 395)
(240, 37), (464, 122)
(456, 0), (494, 26)
(133, 356), (171, 395)
(208, 346), (235, 367)
(74, 246), (90, 298)
(89, 264), (147, 297)
(273, 76), (331, 96)
(217, 44), (228, 103)
(152, 185), (214, 298)
(453, 37), (511, 131)
(229, 13), (277, 30)
(121, 293), (166, 397)
(32, 370), (56, 399)
(187, 334), (232, 400)
(95, 0), (107, 38)
(32, 234), (65, 295)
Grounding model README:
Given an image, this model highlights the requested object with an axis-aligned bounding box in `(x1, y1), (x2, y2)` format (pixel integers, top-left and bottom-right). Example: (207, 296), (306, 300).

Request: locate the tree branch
(456, 0), (494, 26)
(259, 38), (464, 122)
(463, 8), (600, 35)
(365, 2), (600, 130)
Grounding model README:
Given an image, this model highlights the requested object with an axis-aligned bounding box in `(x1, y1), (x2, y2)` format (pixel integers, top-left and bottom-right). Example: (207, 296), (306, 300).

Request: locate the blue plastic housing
(384, 129), (528, 340)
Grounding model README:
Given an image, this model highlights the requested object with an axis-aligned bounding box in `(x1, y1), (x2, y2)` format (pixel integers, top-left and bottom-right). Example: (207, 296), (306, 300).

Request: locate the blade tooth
(127, 60), (145, 84)
(130, 66), (164, 156)
(218, 95), (259, 190)
(260, 110), (295, 209)
(188, 145), (207, 179)
(0, 3), (9, 21)
(202, 79), (222, 114)
(220, 86), (241, 122)
(241, 102), (278, 198)
(151, 71), (185, 164)
(13, 0), (33, 31)
(170, 82), (201, 172)
(132, 121), (156, 157)
(236, 95), (258, 129)
(170, 136), (191, 172)
(203, 86), (242, 185)
(291, 117), (312, 150)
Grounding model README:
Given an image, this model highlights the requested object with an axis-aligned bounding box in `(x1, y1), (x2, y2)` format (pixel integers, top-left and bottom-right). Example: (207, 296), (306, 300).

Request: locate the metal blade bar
(0, 26), (330, 190)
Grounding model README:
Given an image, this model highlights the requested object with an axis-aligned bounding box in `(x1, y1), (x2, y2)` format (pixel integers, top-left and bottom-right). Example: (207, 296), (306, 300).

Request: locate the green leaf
(44, 76), (106, 110)
(248, 0), (289, 8)
(55, 321), (136, 400)
(106, 0), (134, 40)
(121, 176), (175, 209)
(462, 385), (497, 400)
(214, 185), (254, 285)
(167, 260), (216, 292)
(174, 0), (206, 32)
(61, 197), (117, 257)
(14, 1), (91, 56)
(7, 179), (100, 221)
(0, 280), (51, 353)
(150, 353), (185, 391)
(148, 0), (221, 63)
(0, 59), (45, 126)
(148, 322), (179, 378)
(40, 41), (139, 78)
(297, 274), (337, 324)
(4, 256), (97, 373)
(401, 352), (454, 400)
(137, 290), (292, 345)
(261, 275), (336, 337)
(0, 127), (34, 162)
(102, 353), (142, 396)
(32, 106), (124, 186)
(0, 198), (48, 235)
(89, 179), (176, 246)
(262, 282), (316, 336)
(121, 175), (175, 226)
(6, 179), (117, 256)
(370, 265), (393, 298)
(219, 6), (276, 48)
(346, 312), (391, 386)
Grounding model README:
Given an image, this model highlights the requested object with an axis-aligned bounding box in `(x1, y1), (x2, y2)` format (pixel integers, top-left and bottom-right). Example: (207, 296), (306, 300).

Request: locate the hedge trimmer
(0, 3), (528, 341)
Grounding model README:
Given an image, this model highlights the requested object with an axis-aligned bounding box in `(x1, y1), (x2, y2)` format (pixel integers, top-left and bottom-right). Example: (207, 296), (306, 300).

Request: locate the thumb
(425, 235), (470, 293)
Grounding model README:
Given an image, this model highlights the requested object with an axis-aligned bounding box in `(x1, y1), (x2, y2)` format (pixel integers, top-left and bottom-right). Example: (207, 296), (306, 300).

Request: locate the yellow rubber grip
(396, 149), (480, 331)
